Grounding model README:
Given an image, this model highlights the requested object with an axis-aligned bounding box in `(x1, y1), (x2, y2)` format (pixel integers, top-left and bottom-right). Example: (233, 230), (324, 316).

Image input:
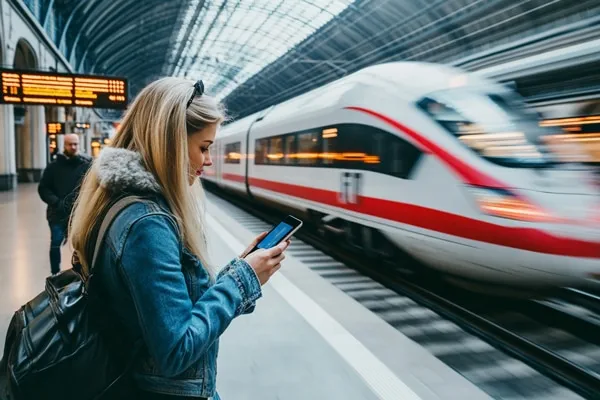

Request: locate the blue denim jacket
(92, 147), (263, 398)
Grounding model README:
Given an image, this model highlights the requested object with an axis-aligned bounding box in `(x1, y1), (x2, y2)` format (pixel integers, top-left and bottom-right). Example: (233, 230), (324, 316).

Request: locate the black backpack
(0, 196), (143, 400)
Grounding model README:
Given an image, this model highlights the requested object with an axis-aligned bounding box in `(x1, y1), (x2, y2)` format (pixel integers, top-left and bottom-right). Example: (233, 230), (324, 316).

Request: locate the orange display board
(46, 122), (65, 135)
(0, 68), (128, 109)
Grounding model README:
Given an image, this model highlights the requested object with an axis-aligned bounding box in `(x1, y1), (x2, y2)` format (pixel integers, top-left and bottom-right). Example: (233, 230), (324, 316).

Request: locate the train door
(240, 137), (247, 189)
(331, 125), (370, 245)
(325, 124), (373, 209)
(329, 124), (424, 249)
(338, 172), (362, 205)
(333, 123), (423, 206)
(245, 106), (276, 198)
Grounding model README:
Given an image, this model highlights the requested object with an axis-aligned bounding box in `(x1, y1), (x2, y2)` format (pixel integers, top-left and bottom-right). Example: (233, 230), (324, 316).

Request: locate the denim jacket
(92, 147), (262, 398)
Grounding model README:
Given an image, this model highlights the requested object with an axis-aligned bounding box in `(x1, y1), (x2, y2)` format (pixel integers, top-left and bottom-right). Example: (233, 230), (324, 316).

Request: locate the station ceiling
(50, 0), (599, 120)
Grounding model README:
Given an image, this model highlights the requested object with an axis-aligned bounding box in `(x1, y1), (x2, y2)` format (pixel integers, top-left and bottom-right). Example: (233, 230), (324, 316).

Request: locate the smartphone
(249, 215), (303, 254)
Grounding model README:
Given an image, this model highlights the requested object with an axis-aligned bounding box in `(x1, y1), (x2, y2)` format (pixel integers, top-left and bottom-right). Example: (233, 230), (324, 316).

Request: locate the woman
(69, 78), (289, 399)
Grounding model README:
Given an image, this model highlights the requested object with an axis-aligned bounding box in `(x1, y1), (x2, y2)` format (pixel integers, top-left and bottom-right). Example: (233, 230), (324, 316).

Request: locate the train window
(335, 124), (382, 170)
(382, 136), (422, 179)
(297, 131), (320, 166)
(254, 138), (269, 165)
(224, 142), (241, 164)
(335, 124), (421, 178)
(252, 124), (421, 177)
(269, 137), (284, 164)
(369, 129), (387, 174)
(284, 134), (296, 165)
(321, 127), (338, 166)
(417, 91), (554, 168)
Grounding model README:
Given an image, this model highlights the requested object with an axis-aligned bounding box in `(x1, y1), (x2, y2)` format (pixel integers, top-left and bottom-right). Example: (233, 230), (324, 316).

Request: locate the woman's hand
(240, 231), (268, 259)
(244, 240), (290, 285)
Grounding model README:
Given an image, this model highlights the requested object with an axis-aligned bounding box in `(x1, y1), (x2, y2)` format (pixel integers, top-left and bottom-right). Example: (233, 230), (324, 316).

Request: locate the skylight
(167, 0), (356, 101)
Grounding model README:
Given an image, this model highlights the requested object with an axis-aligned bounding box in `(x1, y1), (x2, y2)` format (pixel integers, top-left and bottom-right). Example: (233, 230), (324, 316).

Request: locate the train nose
(524, 190), (598, 222)
(516, 167), (600, 222)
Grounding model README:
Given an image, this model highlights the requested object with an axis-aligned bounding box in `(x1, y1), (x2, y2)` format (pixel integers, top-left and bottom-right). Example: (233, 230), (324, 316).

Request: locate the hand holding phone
(241, 215), (303, 285)
(244, 241), (289, 285)
(247, 215), (303, 254)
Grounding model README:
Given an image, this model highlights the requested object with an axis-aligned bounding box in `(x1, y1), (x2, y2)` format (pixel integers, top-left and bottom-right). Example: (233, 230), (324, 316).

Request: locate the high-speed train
(202, 61), (600, 292)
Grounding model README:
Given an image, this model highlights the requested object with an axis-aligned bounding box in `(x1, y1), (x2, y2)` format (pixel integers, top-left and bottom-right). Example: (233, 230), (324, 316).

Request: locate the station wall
(0, 0), (97, 191)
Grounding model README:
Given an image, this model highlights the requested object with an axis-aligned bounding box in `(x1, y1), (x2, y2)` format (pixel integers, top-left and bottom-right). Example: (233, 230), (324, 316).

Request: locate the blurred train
(202, 61), (600, 293)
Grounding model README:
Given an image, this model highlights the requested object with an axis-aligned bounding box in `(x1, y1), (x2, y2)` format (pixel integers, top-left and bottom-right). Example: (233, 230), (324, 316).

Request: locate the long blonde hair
(69, 77), (225, 276)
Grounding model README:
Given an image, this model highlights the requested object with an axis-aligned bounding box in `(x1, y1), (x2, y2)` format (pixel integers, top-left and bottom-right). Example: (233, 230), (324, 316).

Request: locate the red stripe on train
(222, 173), (245, 183)
(344, 106), (507, 189)
(217, 173), (598, 258)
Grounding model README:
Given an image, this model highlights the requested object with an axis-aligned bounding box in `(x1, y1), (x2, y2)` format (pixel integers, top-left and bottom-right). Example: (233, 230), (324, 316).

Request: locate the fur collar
(95, 147), (162, 193)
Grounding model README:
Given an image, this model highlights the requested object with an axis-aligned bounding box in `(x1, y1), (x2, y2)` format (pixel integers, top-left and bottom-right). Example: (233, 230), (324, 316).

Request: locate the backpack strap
(90, 195), (142, 271)
(86, 195), (145, 400)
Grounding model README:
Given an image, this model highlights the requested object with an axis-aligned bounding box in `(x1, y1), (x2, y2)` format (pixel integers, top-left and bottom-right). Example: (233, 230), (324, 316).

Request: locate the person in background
(38, 133), (92, 275)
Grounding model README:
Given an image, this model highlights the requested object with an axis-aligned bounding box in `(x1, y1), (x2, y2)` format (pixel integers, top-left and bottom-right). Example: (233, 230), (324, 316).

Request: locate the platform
(0, 184), (492, 400)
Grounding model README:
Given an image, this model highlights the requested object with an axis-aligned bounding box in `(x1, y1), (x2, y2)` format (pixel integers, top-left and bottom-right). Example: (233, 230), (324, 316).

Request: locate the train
(202, 61), (600, 294)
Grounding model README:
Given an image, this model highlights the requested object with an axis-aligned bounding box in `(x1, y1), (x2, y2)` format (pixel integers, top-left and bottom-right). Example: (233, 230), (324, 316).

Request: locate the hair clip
(186, 79), (204, 108)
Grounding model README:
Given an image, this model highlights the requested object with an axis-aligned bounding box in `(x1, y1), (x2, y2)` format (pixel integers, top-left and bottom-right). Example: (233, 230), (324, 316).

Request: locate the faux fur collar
(95, 147), (162, 194)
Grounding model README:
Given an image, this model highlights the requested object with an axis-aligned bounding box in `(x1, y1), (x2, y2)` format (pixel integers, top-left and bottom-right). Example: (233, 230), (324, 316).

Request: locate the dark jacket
(38, 153), (93, 224)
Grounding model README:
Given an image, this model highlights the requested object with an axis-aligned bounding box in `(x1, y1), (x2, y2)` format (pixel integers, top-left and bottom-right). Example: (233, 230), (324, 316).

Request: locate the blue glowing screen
(257, 222), (293, 249)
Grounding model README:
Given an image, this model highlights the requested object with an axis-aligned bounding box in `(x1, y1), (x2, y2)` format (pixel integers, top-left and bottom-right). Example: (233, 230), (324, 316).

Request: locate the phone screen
(256, 222), (293, 250)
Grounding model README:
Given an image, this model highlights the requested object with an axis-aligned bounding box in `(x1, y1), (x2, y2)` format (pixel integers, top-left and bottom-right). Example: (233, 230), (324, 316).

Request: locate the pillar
(0, 104), (17, 191)
(85, 129), (92, 156)
(56, 107), (65, 154)
(30, 106), (46, 181)
(16, 106), (33, 182)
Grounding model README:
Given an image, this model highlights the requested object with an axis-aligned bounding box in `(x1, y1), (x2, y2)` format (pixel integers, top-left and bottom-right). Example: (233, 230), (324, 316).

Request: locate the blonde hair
(69, 77), (225, 277)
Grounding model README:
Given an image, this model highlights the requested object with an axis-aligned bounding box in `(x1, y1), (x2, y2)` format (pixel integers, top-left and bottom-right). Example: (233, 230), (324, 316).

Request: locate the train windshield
(417, 88), (561, 168)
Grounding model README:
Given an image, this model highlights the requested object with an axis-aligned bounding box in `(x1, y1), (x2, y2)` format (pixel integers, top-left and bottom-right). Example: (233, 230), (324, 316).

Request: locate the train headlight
(466, 186), (554, 223)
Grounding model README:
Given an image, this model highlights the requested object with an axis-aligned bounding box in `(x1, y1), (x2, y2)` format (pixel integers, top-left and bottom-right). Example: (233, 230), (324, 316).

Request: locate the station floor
(0, 184), (494, 400)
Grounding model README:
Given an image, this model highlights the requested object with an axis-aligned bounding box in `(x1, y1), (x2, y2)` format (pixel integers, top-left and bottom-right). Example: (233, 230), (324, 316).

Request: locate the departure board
(0, 68), (128, 109)
(46, 122), (65, 135)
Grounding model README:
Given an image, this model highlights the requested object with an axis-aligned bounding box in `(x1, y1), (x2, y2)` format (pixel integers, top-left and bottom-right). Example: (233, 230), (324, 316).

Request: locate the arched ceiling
(55, 0), (187, 96)
(54, 0), (354, 102)
(219, 0), (600, 120)
(166, 0), (355, 101)
(48, 0), (600, 120)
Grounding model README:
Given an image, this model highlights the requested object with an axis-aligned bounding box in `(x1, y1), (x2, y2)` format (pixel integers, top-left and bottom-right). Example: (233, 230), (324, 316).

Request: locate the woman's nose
(204, 153), (213, 166)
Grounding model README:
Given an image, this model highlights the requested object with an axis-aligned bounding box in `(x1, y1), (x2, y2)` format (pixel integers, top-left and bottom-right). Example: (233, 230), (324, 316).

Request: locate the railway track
(204, 185), (600, 400)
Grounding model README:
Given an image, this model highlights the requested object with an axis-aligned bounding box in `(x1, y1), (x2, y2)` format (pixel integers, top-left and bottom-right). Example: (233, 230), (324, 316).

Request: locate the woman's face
(188, 123), (217, 185)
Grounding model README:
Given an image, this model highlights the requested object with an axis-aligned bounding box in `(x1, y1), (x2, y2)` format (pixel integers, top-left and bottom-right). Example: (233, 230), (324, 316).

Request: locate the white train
(203, 62), (600, 293)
